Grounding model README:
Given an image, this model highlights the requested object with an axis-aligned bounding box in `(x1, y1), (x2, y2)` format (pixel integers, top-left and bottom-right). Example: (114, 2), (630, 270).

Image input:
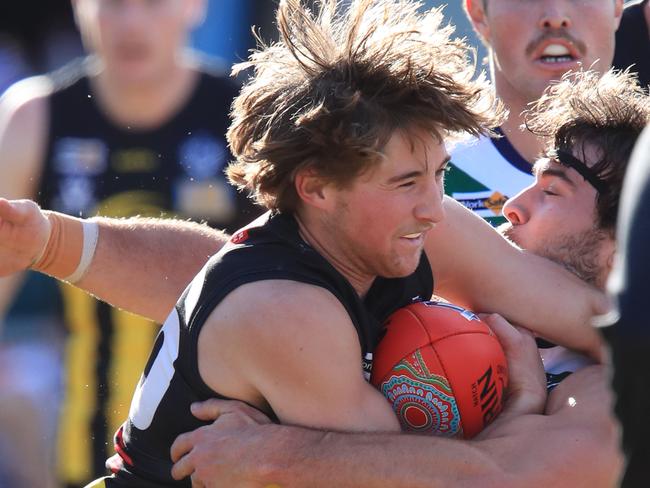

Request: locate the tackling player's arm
(201, 401), (617, 488)
(75, 216), (227, 322)
(171, 311), (620, 486)
(0, 77), (51, 325)
(426, 196), (608, 359)
(197, 279), (400, 432)
(171, 315), (620, 488)
(0, 199), (228, 323)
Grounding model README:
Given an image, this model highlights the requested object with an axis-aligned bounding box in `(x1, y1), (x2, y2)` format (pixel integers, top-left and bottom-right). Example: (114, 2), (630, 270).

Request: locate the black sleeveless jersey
(106, 212), (434, 487)
(34, 57), (261, 487)
(613, 0), (650, 90)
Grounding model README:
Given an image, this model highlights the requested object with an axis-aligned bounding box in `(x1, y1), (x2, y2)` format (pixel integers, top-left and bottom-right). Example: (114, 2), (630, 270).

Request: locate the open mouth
(537, 43), (576, 64)
(402, 233), (423, 240)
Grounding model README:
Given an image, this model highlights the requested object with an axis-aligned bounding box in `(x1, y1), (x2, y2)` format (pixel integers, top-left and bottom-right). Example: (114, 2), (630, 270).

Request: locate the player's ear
(294, 167), (333, 211)
(466, 0), (491, 45)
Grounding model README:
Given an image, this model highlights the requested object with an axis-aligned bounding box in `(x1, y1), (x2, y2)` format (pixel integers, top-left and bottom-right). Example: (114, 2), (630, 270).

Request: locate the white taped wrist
(65, 220), (99, 284)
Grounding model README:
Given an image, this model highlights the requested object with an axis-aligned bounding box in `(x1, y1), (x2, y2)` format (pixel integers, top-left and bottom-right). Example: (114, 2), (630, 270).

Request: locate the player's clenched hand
(544, 364), (623, 481)
(171, 399), (276, 488)
(0, 198), (50, 276)
(479, 313), (547, 420)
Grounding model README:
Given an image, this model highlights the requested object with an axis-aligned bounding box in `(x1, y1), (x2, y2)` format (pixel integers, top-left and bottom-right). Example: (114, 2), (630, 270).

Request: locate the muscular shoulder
(197, 280), (360, 398)
(199, 280), (360, 370)
(211, 280), (353, 338)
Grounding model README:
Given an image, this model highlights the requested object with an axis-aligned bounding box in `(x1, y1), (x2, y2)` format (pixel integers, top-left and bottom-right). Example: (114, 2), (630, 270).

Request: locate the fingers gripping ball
(370, 300), (508, 439)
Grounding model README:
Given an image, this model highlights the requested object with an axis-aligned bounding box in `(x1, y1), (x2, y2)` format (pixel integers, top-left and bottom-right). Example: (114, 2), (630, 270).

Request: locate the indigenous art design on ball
(380, 350), (462, 437)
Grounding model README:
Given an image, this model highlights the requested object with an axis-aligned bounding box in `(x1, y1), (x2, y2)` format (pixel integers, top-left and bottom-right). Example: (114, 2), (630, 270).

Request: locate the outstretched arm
(0, 199), (228, 322)
(76, 215), (227, 322)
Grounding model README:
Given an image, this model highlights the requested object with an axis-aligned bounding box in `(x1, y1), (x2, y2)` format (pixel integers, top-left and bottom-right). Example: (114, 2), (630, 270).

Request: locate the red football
(371, 300), (508, 439)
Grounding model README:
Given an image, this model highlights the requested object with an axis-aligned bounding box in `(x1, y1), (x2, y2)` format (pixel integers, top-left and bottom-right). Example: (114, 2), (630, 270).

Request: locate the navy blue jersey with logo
(35, 57), (261, 488)
(104, 212), (433, 487)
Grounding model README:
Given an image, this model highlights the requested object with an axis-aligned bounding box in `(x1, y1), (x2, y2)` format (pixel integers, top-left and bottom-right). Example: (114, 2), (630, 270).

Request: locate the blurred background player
(445, 0), (623, 225)
(0, 0), (261, 486)
(613, 0), (650, 89)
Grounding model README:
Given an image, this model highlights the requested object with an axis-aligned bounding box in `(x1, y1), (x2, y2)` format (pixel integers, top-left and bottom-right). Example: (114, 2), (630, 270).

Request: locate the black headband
(554, 150), (607, 194)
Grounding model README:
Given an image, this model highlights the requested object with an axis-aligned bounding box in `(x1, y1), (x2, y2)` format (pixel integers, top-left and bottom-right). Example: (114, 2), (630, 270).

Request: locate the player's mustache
(525, 29), (587, 58)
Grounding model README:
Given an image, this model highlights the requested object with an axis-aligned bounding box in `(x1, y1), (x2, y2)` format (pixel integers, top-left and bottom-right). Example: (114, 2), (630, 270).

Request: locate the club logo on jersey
(451, 190), (508, 217)
(53, 137), (108, 175)
(231, 229), (249, 244)
(484, 191), (507, 214)
(178, 132), (228, 181)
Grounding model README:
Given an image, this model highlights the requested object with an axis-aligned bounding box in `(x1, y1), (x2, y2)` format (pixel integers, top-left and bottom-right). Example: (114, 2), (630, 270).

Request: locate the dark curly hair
(525, 69), (650, 231)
